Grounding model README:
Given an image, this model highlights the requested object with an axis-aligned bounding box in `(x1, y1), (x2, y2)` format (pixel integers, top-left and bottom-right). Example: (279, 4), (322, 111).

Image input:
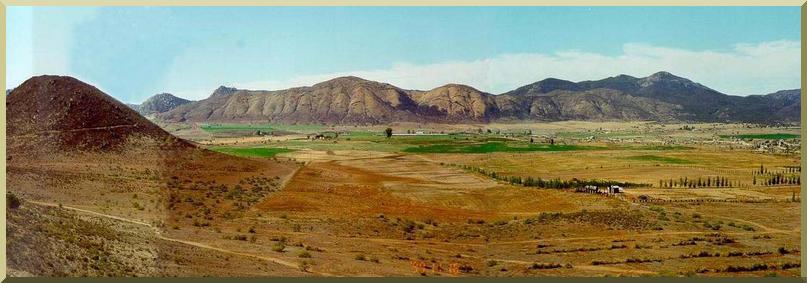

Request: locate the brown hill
(410, 84), (498, 122)
(7, 75), (190, 153)
(161, 77), (431, 124)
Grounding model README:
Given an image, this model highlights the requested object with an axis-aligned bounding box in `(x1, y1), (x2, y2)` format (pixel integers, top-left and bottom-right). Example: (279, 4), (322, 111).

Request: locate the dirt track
(27, 200), (333, 276)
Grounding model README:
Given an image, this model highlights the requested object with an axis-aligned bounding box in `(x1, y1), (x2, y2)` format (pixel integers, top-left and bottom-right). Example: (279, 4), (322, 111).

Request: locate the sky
(6, 6), (801, 103)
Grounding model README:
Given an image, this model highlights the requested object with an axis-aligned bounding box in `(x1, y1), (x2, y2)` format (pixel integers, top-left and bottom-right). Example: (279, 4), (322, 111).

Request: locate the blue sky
(7, 6), (800, 103)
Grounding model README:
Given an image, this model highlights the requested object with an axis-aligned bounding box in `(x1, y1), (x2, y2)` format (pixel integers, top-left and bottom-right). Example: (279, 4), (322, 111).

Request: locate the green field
(631, 145), (695, 151)
(624, 155), (693, 164)
(209, 146), (295, 157)
(719, 133), (800, 140)
(201, 123), (324, 133)
(403, 142), (602, 154)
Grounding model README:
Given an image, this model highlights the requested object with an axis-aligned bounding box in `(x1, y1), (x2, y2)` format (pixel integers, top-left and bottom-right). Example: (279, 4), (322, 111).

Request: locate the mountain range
(153, 71), (799, 124)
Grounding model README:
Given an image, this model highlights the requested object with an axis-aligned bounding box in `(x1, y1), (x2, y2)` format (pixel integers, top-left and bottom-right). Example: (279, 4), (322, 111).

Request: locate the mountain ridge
(156, 71), (799, 124)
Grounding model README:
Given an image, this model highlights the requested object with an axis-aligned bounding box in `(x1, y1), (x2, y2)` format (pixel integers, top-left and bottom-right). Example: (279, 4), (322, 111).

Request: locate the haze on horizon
(6, 6), (800, 103)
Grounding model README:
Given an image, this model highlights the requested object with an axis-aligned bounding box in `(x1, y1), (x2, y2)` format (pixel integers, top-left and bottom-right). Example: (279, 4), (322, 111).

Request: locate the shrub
(530, 263), (562, 270)
(781, 262), (800, 270)
(459, 264), (474, 273)
(355, 254), (366, 261)
(298, 251), (312, 258)
(305, 245), (324, 252)
(402, 220), (417, 233)
(298, 260), (312, 272)
(7, 193), (21, 209)
(272, 242), (286, 252)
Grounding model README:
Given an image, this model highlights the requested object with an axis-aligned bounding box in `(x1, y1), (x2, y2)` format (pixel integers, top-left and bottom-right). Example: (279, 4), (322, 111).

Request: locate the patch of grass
(201, 123), (324, 133)
(630, 145), (695, 150)
(209, 147), (294, 158)
(720, 133), (800, 140)
(271, 242), (286, 252)
(403, 142), (602, 154)
(201, 123), (277, 132)
(625, 155), (693, 164)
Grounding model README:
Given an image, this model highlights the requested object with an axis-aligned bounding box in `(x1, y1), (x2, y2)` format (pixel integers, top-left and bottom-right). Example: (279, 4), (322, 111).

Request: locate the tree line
(444, 163), (647, 189)
(755, 173), (800, 186)
(659, 176), (739, 188)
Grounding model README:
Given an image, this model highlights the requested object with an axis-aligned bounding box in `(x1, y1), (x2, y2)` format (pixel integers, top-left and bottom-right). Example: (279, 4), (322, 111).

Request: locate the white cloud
(232, 40), (800, 97)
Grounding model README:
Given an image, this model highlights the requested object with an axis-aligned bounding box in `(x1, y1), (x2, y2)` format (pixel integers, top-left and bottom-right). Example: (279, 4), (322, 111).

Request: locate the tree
(384, 127), (393, 138)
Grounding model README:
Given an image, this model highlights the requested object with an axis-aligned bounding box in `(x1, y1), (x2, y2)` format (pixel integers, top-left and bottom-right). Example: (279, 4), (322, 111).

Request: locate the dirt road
(27, 200), (332, 276)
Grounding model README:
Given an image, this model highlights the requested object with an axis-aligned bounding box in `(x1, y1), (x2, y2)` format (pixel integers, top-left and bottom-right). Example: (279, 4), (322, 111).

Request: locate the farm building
(608, 185), (624, 194)
(575, 185), (623, 194)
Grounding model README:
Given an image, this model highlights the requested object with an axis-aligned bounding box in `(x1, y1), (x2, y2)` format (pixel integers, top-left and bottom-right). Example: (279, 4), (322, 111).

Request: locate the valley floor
(7, 121), (802, 277)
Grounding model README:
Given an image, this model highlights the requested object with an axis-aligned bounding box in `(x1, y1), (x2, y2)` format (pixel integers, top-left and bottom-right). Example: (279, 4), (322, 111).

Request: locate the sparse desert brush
(192, 219), (210, 227)
(354, 254), (366, 261)
(401, 220), (417, 233)
(304, 245), (324, 252)
(297, 251), (312, 258)
(529, 263), (562, 270)
(7, 192), (21, 209)
(391, 254), (409, 260)
(270, 235), (288, 243)
(298, 260), (312, 272)
(271, 242), (285, 252)
(458, 264), (474, 273)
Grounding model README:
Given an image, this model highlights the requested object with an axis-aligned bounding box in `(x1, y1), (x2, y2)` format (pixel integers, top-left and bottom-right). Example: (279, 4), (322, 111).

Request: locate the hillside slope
(6, 75), (189, 153)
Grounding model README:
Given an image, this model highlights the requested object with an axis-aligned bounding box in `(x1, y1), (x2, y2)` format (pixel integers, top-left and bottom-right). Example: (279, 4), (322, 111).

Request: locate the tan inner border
(0, 1), (803, 279)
